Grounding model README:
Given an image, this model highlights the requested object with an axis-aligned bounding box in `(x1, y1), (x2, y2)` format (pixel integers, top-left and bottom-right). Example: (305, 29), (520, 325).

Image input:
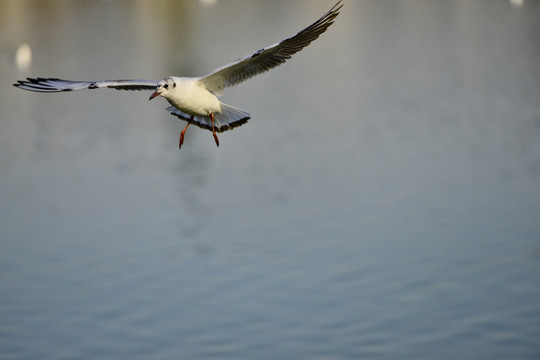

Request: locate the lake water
(1, 1), (539, 359)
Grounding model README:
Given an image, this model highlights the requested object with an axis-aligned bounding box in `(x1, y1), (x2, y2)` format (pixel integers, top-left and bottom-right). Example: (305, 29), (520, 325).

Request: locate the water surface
(1, 1), (539, 359)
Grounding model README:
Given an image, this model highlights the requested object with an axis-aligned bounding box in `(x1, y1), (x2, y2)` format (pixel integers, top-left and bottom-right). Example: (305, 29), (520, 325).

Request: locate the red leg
(210, 113), (219, 147)
(179, 116), (193, 149)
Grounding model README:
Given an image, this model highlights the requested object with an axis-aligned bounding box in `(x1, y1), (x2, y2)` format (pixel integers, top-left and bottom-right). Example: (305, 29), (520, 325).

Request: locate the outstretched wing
(14, 77), (158, 92)
(199, 0), (342, 95)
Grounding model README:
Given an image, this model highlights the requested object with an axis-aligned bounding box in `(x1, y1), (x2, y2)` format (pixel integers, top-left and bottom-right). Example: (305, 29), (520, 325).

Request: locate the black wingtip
(14, 77), (37, 87)
(13, 79), (30, 88)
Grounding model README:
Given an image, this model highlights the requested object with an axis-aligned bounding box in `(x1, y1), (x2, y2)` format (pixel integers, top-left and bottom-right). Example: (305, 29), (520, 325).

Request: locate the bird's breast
(166, 78), (221, 116)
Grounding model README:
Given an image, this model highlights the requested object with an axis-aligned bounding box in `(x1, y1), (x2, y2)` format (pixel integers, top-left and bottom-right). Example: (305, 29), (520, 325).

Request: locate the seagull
(14, 1), (342, 149)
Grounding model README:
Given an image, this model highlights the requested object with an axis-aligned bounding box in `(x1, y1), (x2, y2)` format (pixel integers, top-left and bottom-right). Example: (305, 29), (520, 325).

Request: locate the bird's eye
(164, 84), (169, 89)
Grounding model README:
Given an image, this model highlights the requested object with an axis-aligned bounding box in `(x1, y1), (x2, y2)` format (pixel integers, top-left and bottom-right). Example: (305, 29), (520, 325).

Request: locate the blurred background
(1, 0), (540, 359)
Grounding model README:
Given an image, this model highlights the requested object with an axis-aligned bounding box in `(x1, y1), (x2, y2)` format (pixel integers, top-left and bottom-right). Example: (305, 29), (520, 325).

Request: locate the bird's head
(149, 77), (176, 100)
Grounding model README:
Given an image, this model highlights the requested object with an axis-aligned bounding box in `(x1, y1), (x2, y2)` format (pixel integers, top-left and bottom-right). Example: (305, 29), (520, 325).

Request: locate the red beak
(149, 90), (161, 100)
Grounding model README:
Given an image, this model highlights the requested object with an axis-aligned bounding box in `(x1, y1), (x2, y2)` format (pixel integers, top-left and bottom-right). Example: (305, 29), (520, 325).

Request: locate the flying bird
(14, 1), (342, 149)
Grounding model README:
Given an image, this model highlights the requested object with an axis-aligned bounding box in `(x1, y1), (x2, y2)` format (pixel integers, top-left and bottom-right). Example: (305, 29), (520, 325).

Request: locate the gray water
(1, 0), (540, 359)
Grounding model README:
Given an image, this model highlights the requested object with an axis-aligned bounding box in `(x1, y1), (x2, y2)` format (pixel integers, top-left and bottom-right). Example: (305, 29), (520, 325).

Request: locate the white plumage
(14, 1), (342, 148)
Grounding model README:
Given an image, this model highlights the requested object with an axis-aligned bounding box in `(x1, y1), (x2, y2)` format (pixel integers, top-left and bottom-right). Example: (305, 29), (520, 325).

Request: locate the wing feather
(14, 77), (157, 92)
(199, 1), (342, 95)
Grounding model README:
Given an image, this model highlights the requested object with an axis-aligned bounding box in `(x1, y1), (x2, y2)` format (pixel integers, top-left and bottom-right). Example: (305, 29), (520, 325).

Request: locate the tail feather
(167, 103), (250, 133)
